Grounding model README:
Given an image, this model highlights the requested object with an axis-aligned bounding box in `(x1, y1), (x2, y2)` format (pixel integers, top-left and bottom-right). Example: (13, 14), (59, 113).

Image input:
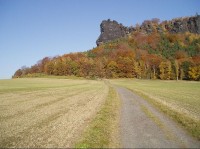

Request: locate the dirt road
(116, 87), (200, 148)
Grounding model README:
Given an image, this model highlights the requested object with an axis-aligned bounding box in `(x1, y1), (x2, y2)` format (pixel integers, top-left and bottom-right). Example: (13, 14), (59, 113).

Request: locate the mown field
(0, 78), (108, 148)
(1, 78), (199, 147)
(110, 79), (200, 139)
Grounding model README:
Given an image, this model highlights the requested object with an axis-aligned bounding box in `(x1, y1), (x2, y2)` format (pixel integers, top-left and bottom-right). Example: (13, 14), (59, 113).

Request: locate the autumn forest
(13, 30), (200, 81)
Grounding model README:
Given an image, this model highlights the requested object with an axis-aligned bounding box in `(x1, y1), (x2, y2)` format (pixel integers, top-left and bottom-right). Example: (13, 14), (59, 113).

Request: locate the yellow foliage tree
(134, 61), (142, 79)
(188, 65), (200, 81)
(159, 61), (172, 80)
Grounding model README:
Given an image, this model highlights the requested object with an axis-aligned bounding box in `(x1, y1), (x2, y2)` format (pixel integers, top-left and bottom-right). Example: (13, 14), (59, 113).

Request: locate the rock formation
(96, 15), (200, 46)
(96, 19), (135, 46)
(165, 15), (200, 34)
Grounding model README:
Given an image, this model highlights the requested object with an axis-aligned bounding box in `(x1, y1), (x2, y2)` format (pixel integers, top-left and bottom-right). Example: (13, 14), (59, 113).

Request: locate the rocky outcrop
(96, 15), (200, 46)
(96, 19), (135, 46)
(188, 16), (200, 33)
(166, 15), (200, 34)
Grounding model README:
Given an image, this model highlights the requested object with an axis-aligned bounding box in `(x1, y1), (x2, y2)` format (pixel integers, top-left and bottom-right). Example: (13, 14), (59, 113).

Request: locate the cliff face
(96, 19), (135, 46)
(96, 15), (200, 46)
(166, 15), (200, 34)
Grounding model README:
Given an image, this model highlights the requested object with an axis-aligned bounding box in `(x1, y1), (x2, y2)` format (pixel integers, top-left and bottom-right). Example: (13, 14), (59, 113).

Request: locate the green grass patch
(75, 86), (120, 148)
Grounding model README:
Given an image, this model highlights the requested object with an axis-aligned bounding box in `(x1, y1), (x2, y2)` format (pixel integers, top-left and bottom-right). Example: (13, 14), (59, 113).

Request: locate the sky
(0, 0), (200, 79)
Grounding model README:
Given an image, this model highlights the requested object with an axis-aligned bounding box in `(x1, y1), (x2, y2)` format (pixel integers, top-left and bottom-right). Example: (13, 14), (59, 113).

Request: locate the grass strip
(141, 105), (165, 130)
(131, 89), (200, 140)
(140, 105), (186, 147)
(75, 86), (120, 148)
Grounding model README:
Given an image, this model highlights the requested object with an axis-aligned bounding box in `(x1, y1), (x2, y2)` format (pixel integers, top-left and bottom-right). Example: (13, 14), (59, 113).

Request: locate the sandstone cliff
(96, 15), (200, 46)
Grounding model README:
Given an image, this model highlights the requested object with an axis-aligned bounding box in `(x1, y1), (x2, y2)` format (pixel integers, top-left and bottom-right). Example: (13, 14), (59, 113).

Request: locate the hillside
(13, 15), (200, 80)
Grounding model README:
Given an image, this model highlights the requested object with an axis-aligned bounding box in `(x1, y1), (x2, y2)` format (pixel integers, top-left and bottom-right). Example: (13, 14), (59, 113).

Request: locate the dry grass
(0, 78), (108, 148)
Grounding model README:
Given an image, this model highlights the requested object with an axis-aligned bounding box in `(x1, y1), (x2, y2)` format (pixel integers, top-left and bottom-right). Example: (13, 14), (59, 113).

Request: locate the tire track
(115, 86), (200, 148)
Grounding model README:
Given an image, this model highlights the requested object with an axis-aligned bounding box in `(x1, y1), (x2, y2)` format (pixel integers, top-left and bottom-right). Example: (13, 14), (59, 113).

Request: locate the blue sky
(0, 0), (199, 79)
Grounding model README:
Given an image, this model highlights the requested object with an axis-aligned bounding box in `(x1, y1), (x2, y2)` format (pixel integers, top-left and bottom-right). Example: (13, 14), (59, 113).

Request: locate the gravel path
(116, 86), (200, 148)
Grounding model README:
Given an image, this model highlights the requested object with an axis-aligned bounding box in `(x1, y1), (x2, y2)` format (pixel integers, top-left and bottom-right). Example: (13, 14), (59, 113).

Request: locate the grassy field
(110, 79), (200, 139)
(0, 78), (108, 148)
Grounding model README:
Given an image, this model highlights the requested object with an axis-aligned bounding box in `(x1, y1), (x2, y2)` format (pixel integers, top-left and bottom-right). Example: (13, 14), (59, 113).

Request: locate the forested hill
(13, 16), (200, 80)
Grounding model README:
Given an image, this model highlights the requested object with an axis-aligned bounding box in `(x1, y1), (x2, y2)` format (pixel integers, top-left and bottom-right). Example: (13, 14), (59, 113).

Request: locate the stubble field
(1, 78), (200, 147)
(0, 78), (108, 148)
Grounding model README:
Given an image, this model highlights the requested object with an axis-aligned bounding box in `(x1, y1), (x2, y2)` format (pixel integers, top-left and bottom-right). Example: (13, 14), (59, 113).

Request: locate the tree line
(13, 31), (200, 80)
